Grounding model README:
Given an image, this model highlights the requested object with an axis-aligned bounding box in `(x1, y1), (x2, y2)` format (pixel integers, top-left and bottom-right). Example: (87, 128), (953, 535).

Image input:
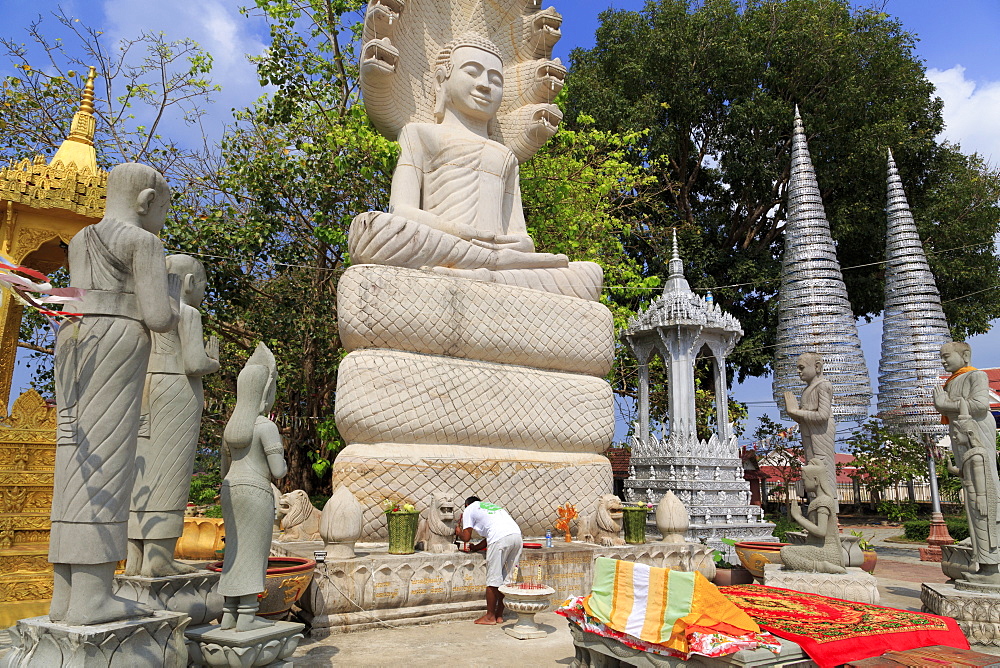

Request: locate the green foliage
(189, 470), (222, 505)
(0, 9), (218, 171)
(567, 0), (1000, 384)
(850, 530), (874, 551)
(753, 415), (802, 510)
(903, 517), (969, 542)
(846, 420), (927, 505)
(768, 514), (800, 542)
(202, 504), (224, 519)
(876, 500), (919, 523)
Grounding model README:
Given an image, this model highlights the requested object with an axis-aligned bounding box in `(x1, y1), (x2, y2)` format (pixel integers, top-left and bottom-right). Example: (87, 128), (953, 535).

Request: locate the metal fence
(763, 479), (956, 507)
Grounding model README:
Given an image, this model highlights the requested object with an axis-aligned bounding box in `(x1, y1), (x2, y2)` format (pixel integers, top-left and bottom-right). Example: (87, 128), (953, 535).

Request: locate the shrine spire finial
(50, 66), (98, 173)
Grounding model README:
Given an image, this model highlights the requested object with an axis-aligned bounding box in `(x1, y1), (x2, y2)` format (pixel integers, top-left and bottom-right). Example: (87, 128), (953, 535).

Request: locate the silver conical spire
(877, 149), (950, 435)
(772, 108), (872, 420)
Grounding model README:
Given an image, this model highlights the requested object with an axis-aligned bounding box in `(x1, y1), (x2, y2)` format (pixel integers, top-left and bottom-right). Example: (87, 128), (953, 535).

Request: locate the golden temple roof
(0, 66), (106, 218)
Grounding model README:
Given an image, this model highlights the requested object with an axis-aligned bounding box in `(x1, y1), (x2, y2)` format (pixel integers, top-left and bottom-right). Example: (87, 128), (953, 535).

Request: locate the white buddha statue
(350, 34), (602, 301)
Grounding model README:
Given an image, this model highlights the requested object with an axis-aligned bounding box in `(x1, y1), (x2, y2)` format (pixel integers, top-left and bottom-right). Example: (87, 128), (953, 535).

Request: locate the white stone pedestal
(1, 611), (188, 668)
(921, 581), (1000, 646)
(499, 584), (554, 639)
(762, 564), (879, 604)
(185, 620), (305, 667)
(113, 569), (223, 625)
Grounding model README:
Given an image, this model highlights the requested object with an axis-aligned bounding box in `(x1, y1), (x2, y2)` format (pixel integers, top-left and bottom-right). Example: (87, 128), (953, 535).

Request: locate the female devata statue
(780, 458), (845, 574)
(219, 343), (287, 631)
(349, 0), (603, 301)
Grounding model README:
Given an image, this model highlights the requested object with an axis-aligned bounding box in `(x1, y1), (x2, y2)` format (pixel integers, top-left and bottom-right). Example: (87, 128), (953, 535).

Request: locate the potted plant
(383, 499), (420, 554)
(710, 539), (754, 586)
(851, 530), (878, 573)
(620, 502), (653, 544)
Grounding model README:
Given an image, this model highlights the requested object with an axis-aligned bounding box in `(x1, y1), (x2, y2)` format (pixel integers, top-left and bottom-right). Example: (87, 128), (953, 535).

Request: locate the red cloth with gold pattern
(720, 584), (969, 668)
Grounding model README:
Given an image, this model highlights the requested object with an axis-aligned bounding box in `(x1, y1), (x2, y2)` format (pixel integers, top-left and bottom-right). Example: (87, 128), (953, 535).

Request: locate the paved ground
(3, 524), (995, 667)
(288, 523), (999, 667)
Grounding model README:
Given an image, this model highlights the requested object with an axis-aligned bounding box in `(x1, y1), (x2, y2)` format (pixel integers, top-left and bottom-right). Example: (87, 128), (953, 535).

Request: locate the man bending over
(455, 496), (523, 625)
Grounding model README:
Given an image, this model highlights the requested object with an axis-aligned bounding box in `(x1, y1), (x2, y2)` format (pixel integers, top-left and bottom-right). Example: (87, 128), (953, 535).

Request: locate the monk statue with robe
(49, 162), (179, 625)
(126, 254), (220, 577)
(350, 7), (602, 302)
(934, 341), (1000, 584)
(783, 352), (837, 504)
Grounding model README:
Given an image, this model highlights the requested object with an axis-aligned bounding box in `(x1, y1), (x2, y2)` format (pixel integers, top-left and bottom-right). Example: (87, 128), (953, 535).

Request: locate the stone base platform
(274, 539), (715, 637)
(1, 610), (188, 668)
(113, 569), (223, 625)
(185, 620), (304, 667)
(762, 564), (879, 604)
(330, 443), (612, 540)
(567, 621), (811, 667)
(921, 581), (1000, 646)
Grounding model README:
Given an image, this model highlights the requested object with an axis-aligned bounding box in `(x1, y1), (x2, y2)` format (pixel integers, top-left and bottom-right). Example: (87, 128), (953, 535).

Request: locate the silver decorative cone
(878, 149), (950, 435)
(772, 108), (871, 420)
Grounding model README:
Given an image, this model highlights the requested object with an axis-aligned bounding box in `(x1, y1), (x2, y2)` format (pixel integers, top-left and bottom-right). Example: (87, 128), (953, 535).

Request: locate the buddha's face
(442, 45), (503, 122)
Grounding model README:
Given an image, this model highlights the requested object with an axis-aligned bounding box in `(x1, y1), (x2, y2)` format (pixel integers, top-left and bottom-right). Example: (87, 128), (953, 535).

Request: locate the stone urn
(209, 556), (315, 619)
(734, 541), (788, 581)
(499, 584), (554, 639)
(175, 517), (225, 560)
(941, 543), (975, 581)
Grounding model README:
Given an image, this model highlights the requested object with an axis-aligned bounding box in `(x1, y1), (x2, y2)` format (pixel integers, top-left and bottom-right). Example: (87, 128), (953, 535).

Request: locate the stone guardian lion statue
(577, 494), (625, 547)
(277, 490), (322, 542)
(415, 494), (458, 553)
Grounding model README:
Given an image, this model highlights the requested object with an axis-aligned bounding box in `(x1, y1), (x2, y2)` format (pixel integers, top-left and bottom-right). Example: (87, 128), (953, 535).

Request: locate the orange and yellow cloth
(582, 557), (760, 654)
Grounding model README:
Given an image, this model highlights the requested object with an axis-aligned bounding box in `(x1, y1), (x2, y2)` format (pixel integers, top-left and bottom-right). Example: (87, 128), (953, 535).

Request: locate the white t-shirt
(462, 501), (521, 543)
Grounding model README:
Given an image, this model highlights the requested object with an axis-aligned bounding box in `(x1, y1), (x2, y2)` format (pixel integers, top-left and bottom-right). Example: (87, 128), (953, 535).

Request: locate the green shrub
(189, 470), (222, 505)
(903, 517), (969, 542)
(903, 519), (928, 540)
(877, 500), (919, 523)
(202, 504), (223, 518)
(768, 514), (800, 542)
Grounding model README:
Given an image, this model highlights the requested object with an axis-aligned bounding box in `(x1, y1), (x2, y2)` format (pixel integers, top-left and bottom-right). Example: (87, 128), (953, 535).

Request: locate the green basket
(622, 508), (648, 545)
(386, 510), (420, 554)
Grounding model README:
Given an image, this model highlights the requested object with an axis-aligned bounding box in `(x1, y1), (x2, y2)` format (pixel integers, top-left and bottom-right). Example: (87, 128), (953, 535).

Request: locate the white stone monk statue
(126, 254), (220, 577)
(219, 343), (287, 631)
(934, 341), (1000, 584)
(783, 352), (837, 500)
(49, 162), (178, 625)
(351, 25), (602, 301)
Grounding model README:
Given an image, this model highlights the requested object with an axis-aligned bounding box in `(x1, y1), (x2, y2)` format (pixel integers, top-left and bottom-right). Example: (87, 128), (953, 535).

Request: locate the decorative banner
(0, 252), (84, 328)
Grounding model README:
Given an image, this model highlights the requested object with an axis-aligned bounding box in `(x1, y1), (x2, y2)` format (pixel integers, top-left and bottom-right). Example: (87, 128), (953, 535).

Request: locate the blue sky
(2, 0), (1000, 442)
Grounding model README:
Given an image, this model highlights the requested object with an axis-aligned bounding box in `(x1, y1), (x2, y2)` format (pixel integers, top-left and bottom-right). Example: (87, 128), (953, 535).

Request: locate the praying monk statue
(126, 255), (220, 577)
(49, 162), (179, 625)
(350, 29), (602, 301)
(783, 352), (837, 502)
(934, 341), (1000, 584)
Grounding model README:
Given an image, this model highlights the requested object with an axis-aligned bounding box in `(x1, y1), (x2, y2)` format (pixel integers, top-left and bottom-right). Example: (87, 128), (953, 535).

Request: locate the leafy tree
(0, 11), (220, 387)
(845, 419), (927, 511)
(750, 415), (802, 512)
(0, 8), (218, 173)
(567, 0), (1000, 380)
(167, 0), (660, 493)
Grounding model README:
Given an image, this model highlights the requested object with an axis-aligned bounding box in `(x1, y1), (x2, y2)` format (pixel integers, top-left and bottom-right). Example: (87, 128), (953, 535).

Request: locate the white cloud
(100, 0), (269, 146)
(927, 65), (1000, 165)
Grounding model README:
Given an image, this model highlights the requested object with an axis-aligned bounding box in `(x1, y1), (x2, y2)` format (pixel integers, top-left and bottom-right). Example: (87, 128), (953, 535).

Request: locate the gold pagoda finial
(49, 66), (98, 173)
(80, 65), (96, 115)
